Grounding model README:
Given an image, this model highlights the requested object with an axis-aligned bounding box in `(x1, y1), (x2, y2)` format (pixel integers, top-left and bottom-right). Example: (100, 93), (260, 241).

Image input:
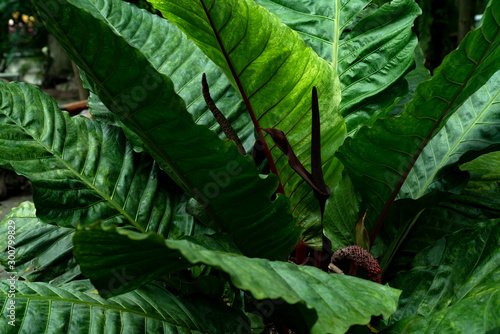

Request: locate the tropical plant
(0, 0), (499, 333)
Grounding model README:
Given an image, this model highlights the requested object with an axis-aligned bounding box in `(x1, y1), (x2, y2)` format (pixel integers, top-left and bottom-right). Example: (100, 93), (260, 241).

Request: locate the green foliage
(74, 224), (400, 333)
(0, 0), (499, 333)
(0, 280), (246, 332)
(384, 220), (500, 333)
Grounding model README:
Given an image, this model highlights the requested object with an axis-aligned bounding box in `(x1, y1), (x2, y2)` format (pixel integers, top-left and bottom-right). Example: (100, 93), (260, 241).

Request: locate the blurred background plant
(0, 1), (46, 70)
(374, 0), (489, 72)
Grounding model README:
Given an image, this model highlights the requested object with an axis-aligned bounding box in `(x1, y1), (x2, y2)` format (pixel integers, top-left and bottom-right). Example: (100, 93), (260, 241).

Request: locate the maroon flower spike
(330, 246), (382, 283)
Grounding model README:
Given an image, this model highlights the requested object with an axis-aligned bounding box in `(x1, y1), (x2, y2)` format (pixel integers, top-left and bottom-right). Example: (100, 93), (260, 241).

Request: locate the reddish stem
(200, 1), (284, 195)
(295, 241), (307, 265)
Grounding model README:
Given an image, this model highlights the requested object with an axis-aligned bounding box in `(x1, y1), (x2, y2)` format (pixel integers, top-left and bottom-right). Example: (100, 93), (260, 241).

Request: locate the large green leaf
(375, 69), (500, 271)
(74, 227), (240, 298)
(0, 280), (246, 333)
(254, 0), (370, 64)
(255, 0), (420, 134)
(338, 1), (500, 237)
(78, 0), (256, 151)
(33, 0), (300, 260)
(147, 0), (346, 243)
(0, 200), (210, 287)
(337, 0), (420, 133)
(382, 220), (500, 333)
(0, 81), (199, 238)
(73, 225), (401, 334)
(400, 70), (500, 199)
(379, 152), (500, 275)
(0, 202), (79, 285)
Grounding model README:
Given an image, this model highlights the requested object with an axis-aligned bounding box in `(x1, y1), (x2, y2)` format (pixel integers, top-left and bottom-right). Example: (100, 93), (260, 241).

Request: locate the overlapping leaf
(381, 152), (500, 274)
(0, 81), (197, 237)
(337, 0), (420, 133)
(256, 0), (420, 134)
(338, 1), (500, 237)
(322, 169), (360, 250)
(34, 0), (300, 259)
(254, 0), (370, 64)
(0, 280), (246, 333)
(400, 70), (500, 199)
(0, 202), (79, 285)
(389, 45), (431, 116)
(383, 220), (500, 333)
(147, 0), (346, 243)
(0, 200), (211, 287)
(74, 227), (240, 298)
(76, 0), (255, 150)
(73, 224), (401, 333)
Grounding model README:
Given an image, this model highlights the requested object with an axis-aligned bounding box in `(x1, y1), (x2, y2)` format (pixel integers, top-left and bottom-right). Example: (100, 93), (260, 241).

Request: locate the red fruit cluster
(330, 245), (382, 283)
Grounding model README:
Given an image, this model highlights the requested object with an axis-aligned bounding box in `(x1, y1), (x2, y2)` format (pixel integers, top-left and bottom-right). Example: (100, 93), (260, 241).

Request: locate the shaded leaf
(383, 220), (500, 333)
(34, 0), (300, 260)
(390, 45), (431, 116)
(379, 151), (500, 274)
(322, 168), (360, 250)
(147, 0), (346, 244)
(0, 202), (78, 285)
(74, 225), (401, 333)
(338, 1), (500, 239)
(0, 81), (194, 237)
(337, 0), (420, 133)
(0, 280), (247, 333)
(73, 226), (241, 298)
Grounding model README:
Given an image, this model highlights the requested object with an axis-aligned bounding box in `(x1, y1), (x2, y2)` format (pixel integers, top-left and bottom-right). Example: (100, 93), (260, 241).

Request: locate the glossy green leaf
(380, 152), (500, 274)
(74, 225), (401, 334)
(78, 0), (255, 151)
(338, 1), (500, 236)
(0, 280), (246, 333)
(337, 0), (420, 133)
(400, 70), (500, 199)
(376, 70), (500, 271)
(34, 0), (300, 260)
(383, 220), (500, 333)
(256, 0), (420, 134)
(0, 202), (78, 285)
(254, 0), (370, 64)
(0, 81), (197, 238)
(147, 0), (346, 243)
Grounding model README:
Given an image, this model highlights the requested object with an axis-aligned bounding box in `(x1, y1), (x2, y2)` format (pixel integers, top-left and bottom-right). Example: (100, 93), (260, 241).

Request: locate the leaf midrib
(414, 85), (500, 198)
(332, 0), (340, 71)
(370, 15), (500, 244)
(198, 0), (285, 194)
